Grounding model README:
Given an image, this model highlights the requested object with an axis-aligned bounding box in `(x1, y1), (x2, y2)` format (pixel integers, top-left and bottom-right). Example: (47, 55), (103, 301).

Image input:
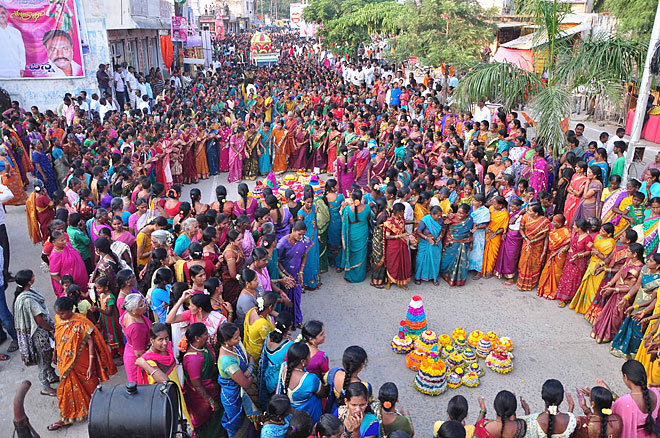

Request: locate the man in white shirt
(0, 5), (26, 78)
(137, 94), (150, 114)
(114, 66), (126, 109)
(606, 128), (626, 166)
(90, 93), (101, 115)
(473, 100), (491, 123)
(125, 66), (138, 109)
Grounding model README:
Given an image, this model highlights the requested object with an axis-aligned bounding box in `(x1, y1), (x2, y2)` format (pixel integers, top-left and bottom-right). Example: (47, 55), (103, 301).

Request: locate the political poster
(171, 16), (188, 42)
(0, 0), (85, 79)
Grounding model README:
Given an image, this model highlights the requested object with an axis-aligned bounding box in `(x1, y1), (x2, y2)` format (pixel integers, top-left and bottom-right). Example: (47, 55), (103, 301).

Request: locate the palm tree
(454, 0), (646, 157)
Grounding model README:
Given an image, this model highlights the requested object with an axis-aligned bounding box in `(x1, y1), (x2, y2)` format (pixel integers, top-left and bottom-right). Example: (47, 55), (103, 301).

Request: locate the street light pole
(624, 0), (660, 183)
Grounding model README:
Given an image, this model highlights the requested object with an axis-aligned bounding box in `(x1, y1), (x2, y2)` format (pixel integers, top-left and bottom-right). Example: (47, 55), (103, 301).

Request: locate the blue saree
(205, 130), (220, 175)
(341, 204), (372, 283)
(327, 194), (345, 268)
(257, 333), (293, 409)
(415, 214), (443, 282)
(217, 343), (259, 437)
(610, 268), (660, 359)
(468, 206), (491, 272)
(259, 127), (272, 175)
(299, 205), (320, 289)
(440, 217), (474, 286)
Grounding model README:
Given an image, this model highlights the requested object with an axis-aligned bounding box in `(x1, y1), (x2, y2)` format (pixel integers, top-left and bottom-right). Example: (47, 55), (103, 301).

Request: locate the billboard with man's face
(0, 0), (85, 79)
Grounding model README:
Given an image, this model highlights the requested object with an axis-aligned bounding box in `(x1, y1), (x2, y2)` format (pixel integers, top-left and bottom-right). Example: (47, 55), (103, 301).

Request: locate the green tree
(603, 0), (658, 42)
(454, 0), (646, 157)
(393, 0), (495, 68)
(304, 0), (406, 55)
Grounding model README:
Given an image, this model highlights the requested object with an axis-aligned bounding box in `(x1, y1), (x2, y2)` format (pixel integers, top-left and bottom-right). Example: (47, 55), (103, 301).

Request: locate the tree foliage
(603, 0), (658, 42)
(393, 0), (495, 68)
(305, 0), (407, 55)
(455, 0), (646, 156)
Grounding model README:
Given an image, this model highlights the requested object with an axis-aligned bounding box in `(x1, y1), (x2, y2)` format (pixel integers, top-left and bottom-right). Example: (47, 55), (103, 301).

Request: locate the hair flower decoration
(256, 296), (265, 312)
(295, 333), (303, 342)
(601, 408), (612, 415)
(547, 405), (558, 415)
(236, 274), (241, 281)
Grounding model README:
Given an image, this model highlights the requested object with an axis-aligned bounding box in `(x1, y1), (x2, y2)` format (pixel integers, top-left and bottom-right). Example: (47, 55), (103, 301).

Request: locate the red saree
(383, 217), (411, 286)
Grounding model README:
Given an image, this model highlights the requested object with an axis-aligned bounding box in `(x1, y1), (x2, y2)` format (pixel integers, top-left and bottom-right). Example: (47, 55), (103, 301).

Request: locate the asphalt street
(0, 172), (630, 437)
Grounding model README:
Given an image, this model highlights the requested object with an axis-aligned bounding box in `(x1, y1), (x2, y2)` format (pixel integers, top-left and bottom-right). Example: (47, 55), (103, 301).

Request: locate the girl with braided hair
(574, 386), (623, 438)
(325, 345), (371, 415)
(257, 312), (294, 409)
(612, 360), (659, 438)
(278, 341), (325, 423)
(475, 390), (527, 438)
(217, 322), (260, 437)
(522, 379), (577, 438)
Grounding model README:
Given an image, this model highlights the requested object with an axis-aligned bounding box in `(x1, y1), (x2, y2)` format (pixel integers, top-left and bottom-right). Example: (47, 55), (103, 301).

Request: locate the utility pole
(624, 0), (660, 183)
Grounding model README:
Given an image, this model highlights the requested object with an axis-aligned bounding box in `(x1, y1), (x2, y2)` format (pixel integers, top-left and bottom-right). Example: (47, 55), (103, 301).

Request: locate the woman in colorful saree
(474, 390), (527, 438)
(494, 197), (525, 284)
(271, 120), (289, 175)
(334, 383), (380, 438)
(601, 175), (629, 238)
(242, 124), (260, 180)
(243, 292), (277, 362)
(322, 180), (345, 272)
(591, 243), (645, 344)
(48, 296), (117, 431)
(179, 322), (225, 438)
(217, 322), (260, 438)
(610, 252), (660, 359)
(369, 147), (389, 183)
(564, 161), (589, 226)
(468, 194), (491, 279)
(278, 221), (310, 328)
(482, 196), (509, 279)
(415, 206), (444, 285)
(570, 222), (616, 314)
(440, 204), (474, 287)
(228, 126), (247, 183)
(384, 203), (411, 290)
(370, 197), (389, 289)
(585, 229), (638, 325)
(572, 166), (604, 226)
(643, 197), (660, 257)
(516, 203), (550, 291)
(297, 192), (320, 290)
(258, 312), (293, 410)
(49, 230), (88, 297)
(341, 190), (372, 283)
(555, 219), (593, 306)
(537, 214), (572, 299)
(278, 342), (325, 423)
(528, 146), (548, 195)
(135, 322), (192, 426)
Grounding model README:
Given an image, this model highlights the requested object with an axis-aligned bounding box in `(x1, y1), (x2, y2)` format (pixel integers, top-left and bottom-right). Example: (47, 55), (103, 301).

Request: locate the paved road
(0, 173), (631, 437)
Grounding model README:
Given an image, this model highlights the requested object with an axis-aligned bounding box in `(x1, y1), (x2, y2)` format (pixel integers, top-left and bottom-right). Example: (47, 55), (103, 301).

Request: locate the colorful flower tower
(404, 295), (427, 339)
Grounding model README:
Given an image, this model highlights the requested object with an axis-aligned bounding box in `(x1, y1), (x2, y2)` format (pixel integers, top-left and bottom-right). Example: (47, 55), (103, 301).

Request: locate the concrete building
(0, 0), (111, 111)
(105, 0), (173, 74)
(214, 0), (254, 32)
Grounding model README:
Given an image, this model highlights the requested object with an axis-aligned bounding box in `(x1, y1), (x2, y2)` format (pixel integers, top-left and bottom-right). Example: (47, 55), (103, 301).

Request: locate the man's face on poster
(0, 7), (8, 28)
(45, 35), (73, 73)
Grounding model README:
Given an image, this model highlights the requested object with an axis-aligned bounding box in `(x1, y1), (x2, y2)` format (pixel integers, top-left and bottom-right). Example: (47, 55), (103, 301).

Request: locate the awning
(492, 46), (534, 71)
(500, 22), (590, 50)
(130, 16), (170, 30)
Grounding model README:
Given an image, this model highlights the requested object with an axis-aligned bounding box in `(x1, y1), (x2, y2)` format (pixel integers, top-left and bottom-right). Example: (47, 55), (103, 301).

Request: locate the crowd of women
(4, 30), (660, 437)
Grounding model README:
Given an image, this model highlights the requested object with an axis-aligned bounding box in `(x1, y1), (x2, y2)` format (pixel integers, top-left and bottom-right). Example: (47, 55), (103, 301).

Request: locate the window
(127, 40), (139, 70)
(151, 38), (159, 69)
(141, 38), (149, 71)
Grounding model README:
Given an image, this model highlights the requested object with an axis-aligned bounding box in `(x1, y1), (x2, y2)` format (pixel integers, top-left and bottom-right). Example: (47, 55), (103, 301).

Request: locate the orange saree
(516, 215), (550, 291)
(272, 128), (288, 174)
(537, 226), (571, 299)
(55, 313), (117, 424)
(482, 207), (509, 276)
